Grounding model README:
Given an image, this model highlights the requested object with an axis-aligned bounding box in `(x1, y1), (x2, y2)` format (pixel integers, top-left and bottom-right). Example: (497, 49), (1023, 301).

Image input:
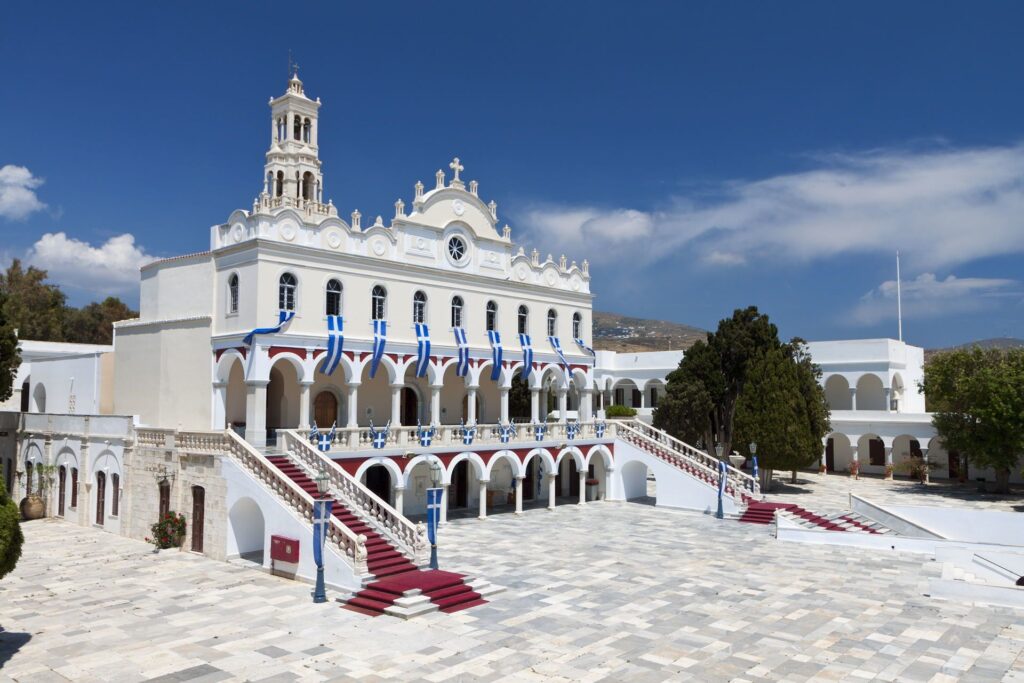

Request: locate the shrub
(605, 405), (637, 418)
(0, 486), (23, 580)
(147, 512), (186, 549)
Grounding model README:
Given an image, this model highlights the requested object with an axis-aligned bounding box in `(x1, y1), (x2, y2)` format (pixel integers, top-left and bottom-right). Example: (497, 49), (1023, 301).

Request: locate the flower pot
(20, 494), (45, 520)
(728, 455), (745, 468)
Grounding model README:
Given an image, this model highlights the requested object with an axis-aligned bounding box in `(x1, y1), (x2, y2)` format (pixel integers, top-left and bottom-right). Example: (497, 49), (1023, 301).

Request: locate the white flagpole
(896, 250), (903, 342)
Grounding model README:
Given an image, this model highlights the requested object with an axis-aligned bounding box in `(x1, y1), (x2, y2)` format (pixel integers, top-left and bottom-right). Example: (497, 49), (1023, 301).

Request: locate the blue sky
(1, 1), (1022, 348)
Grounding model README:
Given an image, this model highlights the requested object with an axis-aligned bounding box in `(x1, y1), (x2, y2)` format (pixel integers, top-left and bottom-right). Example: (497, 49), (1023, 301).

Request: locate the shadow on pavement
(0, 629), (31, 669)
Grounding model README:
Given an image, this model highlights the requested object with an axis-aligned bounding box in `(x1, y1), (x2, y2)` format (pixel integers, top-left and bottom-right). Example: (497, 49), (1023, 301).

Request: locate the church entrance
(450, 460), (469, 509)
(524, 458), (536, 501)
(401, 388), (419, 426)
(826, 438), (835, 472)
(569, 459), (580, 499)
(314, 391), (338, 429)
(191, 486), (205, 553)
(364, 465), (392, 505)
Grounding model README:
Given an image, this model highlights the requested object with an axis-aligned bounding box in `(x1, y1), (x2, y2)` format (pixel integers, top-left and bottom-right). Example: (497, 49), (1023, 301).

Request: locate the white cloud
(848, 273), (1023, 325)
(515, 143), (1024, 272)
(26, 232), (154, 296)
(0, 165), (47, 220)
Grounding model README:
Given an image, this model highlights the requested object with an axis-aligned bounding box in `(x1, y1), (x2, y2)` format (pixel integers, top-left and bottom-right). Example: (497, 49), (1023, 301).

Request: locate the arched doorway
(20, 378), (29, 412)
(824, 375), (852, 410)
(401, 387), (419, 426)
(523, 457), (536, 501)
(267, 360), (301, 437)
(32, 383), (46, 413)
(450, 460), (469, 509)
(191, 486), (205, 553)
(363, 464), (392, 505)
(95, 472), (106, 526)
(58, 466), (66, 516)
(621, 460), (654, 502)
(314, 390), (338, 428)
(229, 497), (266, 564)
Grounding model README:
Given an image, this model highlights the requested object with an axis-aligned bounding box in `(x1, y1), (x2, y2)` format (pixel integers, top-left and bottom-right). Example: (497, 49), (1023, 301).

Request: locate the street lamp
(714, 443), (723, 460)
(714, 443), (725, 519)
(312, 468), (331, 604)
(427, 455), (443, 570)
(748, 441), (759, 492)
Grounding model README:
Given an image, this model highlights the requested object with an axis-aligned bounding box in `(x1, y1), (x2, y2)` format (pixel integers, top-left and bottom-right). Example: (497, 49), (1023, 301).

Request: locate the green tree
(734, 341), (831, 490)
(0, 259), (66, 342)
(0, 289), (20, 403)
(63, 296), (137, 344)
(654, 306), (780, 457)
(508, 373), (531, 421)
(921, 347), (1024, 493)
(0, 484), (24, 580)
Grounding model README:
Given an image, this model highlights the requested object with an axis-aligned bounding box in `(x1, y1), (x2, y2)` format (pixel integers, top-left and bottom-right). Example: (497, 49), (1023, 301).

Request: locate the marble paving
(2, 500), (1024, 681)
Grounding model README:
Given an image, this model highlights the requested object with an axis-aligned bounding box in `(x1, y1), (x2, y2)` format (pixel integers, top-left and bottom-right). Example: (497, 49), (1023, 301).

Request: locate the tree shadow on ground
(761, 478), (817, 495)
(0, 629), (31, 669)
(881, 480), (1024, 508)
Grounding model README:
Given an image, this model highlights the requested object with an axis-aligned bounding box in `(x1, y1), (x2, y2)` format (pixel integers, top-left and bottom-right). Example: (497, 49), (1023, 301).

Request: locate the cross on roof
(449, 157), (464, 182)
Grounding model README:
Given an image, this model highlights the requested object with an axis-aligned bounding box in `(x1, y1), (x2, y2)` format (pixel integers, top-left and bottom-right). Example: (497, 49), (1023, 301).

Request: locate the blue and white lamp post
(426, 456), (443, 570)
(749, 441), (758, 492)
(312, 468), (332, 604)
(714, 443), (725, 519)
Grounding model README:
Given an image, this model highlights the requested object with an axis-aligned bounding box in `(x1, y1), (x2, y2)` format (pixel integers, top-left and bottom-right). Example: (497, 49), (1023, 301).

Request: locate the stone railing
(256, 193), (336, 218)
(289, 420), (618, 452)
(616, 420), (761, 501)
(280, 430), (428, 566)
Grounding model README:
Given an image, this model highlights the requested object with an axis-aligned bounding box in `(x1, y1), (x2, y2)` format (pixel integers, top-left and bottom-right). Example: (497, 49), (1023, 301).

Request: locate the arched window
(572, 312), (582, 339)
(293, 114), (302, 140)
(486, 301), (497, 332)
(518, 305), (529, 335)
(58, 466), (66, 516)
(302, 172), (313, 200)
(111, 473), (120, 516)
(95, 471), (106, 526)
(325, 279), (342, 316)
(228, 273), (239, 314)
(413, 290), (427, 324)
(158, 480), (171, 519)
(278, 273), (297, 311)
(451, 296), (464, 328)
(371, 286), (387, 320)
(547, 309), (557, 337)
(303, 118), (311, 143)
(25, 461), (33, 495)
(275, 170), (284, 197)
(71, 468), (78, 507)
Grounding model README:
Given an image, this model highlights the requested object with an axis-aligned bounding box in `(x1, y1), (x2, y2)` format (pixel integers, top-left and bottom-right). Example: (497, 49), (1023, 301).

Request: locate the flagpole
(896, 250), (903, 342)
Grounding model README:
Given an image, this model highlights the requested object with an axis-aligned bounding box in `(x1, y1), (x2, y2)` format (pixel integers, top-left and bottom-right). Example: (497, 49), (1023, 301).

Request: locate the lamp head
(715, 443), (723, 458)
(749, 441), (757, 455)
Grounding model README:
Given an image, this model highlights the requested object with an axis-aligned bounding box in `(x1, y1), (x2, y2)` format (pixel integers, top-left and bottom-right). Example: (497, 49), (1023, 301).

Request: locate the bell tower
(256, 68), (335, 219)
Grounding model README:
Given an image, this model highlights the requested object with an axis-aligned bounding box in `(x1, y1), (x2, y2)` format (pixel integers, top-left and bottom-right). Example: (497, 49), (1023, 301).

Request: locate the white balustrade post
(514, 475), (524, 514)
(298, 381), (313, 430)
(244, 380), (269, 447)
(530, 388), (540, 423)
(390, 384), (403, 426)
(430, 385), (442, 425)
(394, 485), (405, 517)
(500, 388), (510, 424)
(478, 480), (488, 520)
(547, 472), (556, 510)
(578, 468), (586, 505)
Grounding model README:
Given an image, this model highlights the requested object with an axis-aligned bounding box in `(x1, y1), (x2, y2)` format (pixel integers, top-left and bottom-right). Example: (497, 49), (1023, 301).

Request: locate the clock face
(452, 199), (465, 216)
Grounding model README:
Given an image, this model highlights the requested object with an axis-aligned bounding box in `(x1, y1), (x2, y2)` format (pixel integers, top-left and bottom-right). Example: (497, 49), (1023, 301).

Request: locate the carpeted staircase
(739, 501), (887, 534)
(264, 451), (487, 616)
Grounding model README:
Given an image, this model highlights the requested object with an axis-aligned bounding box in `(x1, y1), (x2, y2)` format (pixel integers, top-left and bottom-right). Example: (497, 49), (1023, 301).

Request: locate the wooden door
(191, 486), (205, 553)
(314, 391), (338, 429)
(95, 472), (106, 526)
(402, 388), (418, 426)
(825, 439), (835, 472)
(58, 466), (66, 516)
(158, 481), (170, 519)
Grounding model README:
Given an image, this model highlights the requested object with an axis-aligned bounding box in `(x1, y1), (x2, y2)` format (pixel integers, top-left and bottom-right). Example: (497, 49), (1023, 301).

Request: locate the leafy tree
(921, 347), (1024, 493)
(0, 289), (20, 403)
(0, 259), (66, 342)
(654, 306), (780, 457)
(0, 484), (24, 581)
(62, 297), (137, 344)
(508, 374), (531, 421)
(734, 341), (831, 490)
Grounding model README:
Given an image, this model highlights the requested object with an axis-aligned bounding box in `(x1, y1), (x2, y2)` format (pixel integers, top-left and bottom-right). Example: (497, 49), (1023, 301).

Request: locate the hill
(925, 337), (1024, 361)
(592, 311), (706, 353)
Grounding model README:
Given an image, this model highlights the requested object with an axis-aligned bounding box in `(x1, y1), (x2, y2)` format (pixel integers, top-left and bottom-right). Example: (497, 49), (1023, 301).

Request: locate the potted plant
(605, 405), (637, 419)
(20, 464), (56, 521)
(895, 458), (938, 484)
(849, 460), (859, 480)
(146, 512), (187, 550)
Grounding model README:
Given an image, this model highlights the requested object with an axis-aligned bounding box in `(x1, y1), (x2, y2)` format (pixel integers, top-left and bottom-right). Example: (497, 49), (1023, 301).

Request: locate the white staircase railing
(145, 428), (370, 576)
(280, 430), (429, 566)
(616, 420), (760, 500)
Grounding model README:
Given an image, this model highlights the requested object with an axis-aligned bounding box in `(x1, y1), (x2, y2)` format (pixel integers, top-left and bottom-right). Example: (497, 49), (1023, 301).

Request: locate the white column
(820, 440), (828, 474)
(394, 486), (405, 517)
(530, 388), (540, 423)
(346, 383), (360, 427)
(514, 476), (524, 514)
(638, 388), (647, 409)
(244, 380), (269, 447)
(557, 388), (567, 423)
(466, 387), (478, 424)
(298, 381), (313, 430)
(849, 387), (857, 411)
(580, 389), (593, 423)
(390, 384), (403, 426)
(440, 483), (449, 525)
(212, 382), (227, 430)
(430, 385), (442, 425)
(884, 447), (894, 479)
(478, 480), (488, 520)
(547, 472), (556, 510)
(921, 448), (930, 484)
(850, 446), (859, 479)
(500, 388), (510, 424)
(539, 388), (548, 420)
(578, 468), (587, 505)
(884, 387), (892, 412)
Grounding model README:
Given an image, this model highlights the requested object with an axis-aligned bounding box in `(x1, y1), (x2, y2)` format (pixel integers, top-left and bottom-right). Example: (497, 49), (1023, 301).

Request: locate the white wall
(884, 505), (1024, 546)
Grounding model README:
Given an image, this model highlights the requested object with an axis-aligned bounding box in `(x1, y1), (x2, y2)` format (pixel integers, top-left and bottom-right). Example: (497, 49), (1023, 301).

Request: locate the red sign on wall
(270, 535), (299, 562)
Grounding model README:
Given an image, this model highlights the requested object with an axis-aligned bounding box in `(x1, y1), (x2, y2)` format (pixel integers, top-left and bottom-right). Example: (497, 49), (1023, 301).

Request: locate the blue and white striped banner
(548, 336), (570, 384)
(453, 327), (469, 376)
(243, 310), (295, 346)
(321, 315), (344, 376)
(417, 420), (435, 447)
(498, 423), (516, 444)
(519, 333), (533, 381)
(369, 420), (390, 450)
(415, 323), (430, 378)
(369, 320), (387, 379)
(487, 330), (502, 381)
(574, 337), (595, 359)
(460, 420), (477, 446)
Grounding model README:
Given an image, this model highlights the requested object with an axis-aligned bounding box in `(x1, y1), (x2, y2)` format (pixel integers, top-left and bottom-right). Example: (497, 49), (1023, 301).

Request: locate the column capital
(245, 380), (270, 388)
(212, 381), (228, 389)
(478, 479), (490, 485)
(300, 379), (316, 387)
(347, 381), (362, 389)
(515, 475), (525, 481)
(389, 383), (405, 390)
(393, 485), (406, 492)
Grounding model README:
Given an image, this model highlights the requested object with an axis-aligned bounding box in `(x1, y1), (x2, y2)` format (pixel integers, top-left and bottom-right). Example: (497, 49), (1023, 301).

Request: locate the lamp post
(714, 443), (725, 519)
(427, 455), (443, 569)
(749, 441), (758, 492)
(312, 468), (330, 604)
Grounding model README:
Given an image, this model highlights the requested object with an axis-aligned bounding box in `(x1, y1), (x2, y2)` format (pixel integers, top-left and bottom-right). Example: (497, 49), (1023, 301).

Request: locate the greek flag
(534, 423), (547, 441)
(243, 310), (295, 346)
(415, 323), (430, 378)
(369, 420), (390, 450)
(317, 422), (337, 452)
(312, 499), (334, 570)
(453, 327), (469, 376)
(369, 320), (387, 379)
(751, 456), (759, 492)
(459, 420), (477, 446)
(566, 421), (580, 440)
(718, 460), (728, 497)
(417, 420), (435, 447)
(574, 337), (595, 359)
(519, 333), (533, 381)
(309, 422), (320, 444)
(487, 330), (502, 381)
(322, 315), (344, 376)
(548, 336), (570, 385)
(595, 421), (606, 439)
(426, 487), (442, 545)
(498, 423), (516, 444)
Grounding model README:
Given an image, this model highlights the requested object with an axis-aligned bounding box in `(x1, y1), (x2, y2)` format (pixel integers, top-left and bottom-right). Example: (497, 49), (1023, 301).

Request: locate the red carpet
(739, 501), (848, 531)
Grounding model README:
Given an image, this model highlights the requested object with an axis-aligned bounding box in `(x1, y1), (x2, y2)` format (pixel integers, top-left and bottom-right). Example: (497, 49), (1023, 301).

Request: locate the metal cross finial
(449, 157), (464, 182)
(288, 50), (299, 78)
